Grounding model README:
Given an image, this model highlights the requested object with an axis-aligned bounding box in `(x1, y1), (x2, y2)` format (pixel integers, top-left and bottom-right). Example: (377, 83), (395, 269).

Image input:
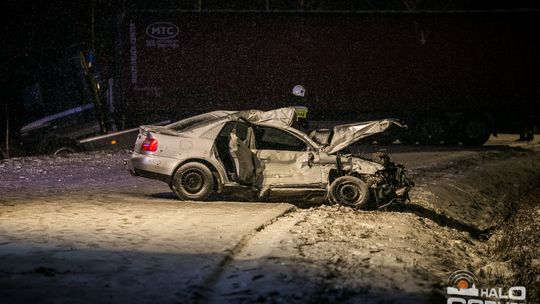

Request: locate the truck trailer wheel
(328, 176), (369, 209)
(415, 117), (445, 145)
(171, 162), (214, 201)
(460, 116), (491, 146)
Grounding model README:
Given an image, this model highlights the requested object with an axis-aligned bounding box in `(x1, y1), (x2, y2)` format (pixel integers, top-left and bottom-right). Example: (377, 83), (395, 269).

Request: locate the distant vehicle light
(141, 137), (158, 152)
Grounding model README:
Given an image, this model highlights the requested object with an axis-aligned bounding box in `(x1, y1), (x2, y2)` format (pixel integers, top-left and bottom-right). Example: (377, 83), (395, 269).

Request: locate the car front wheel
(171, 162), (214, 201)
(328, 176), (370, 208)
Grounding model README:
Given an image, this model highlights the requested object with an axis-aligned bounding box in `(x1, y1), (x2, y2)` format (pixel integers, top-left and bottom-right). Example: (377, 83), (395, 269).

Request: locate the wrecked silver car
(126, 108), (413, 209)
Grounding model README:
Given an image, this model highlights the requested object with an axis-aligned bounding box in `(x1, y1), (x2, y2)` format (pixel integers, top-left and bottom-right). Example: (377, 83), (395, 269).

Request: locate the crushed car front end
(368, 152), (414, 208)
(327, 151), (413, 209)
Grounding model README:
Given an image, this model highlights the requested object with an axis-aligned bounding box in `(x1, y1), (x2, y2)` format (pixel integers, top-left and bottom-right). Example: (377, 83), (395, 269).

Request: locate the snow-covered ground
(208, 138), (540, 303)
(0, 135), (539, 303)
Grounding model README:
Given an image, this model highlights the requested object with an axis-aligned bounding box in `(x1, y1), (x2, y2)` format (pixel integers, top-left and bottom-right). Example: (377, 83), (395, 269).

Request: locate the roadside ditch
(203, 147), (540, 303)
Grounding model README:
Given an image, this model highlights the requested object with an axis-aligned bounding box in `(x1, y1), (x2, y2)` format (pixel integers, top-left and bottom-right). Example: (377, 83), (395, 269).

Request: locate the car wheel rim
(181, 170), (204, 194)
(337, 183), (360, 203)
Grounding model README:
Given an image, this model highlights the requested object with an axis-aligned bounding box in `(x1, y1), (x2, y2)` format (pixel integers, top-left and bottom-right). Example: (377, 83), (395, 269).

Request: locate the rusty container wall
(118, 11), (540, 127)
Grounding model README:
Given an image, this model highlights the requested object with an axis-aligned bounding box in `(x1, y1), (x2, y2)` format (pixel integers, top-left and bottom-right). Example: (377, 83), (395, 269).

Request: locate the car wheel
(53, 146), (78, 156)
(328, 176), (369, 208)
(47, 138), (80, 156)
(171, 162), (214, 201)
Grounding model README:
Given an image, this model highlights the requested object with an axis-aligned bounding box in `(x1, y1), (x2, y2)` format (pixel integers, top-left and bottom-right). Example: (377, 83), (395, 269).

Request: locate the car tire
(328, 176), (370, 208)
(47, 138), (80, 156)
(52, 146), (78, 156)
(171, 162), (214, 201)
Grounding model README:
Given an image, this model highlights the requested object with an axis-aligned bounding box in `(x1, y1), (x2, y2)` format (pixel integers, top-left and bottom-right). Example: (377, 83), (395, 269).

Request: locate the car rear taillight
(141, 137), (158, 152)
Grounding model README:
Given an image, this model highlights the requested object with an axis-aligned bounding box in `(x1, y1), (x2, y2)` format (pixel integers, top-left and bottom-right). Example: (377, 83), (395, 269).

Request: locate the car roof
(162, 107), (299, 137)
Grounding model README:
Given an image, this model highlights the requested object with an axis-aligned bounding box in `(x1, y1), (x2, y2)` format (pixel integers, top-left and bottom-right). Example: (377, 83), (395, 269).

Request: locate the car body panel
(343, 156), (386, 176)
(256, 149), (323, 189)
(235, 107), (297, 127)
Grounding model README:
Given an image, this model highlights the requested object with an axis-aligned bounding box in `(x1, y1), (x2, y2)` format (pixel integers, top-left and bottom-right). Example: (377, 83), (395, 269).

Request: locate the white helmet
(292, 85), (306, 97)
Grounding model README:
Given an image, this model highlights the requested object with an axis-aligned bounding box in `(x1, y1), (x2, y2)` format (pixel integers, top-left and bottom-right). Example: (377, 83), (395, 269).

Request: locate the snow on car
(125, 107), (413, 209)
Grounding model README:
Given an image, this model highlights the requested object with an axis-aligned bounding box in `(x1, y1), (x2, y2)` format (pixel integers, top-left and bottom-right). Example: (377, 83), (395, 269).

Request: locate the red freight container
(117, 11), (540, 144)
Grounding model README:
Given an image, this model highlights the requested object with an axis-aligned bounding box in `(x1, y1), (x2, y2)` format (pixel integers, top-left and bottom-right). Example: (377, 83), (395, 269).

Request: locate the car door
(253, 125), (322, 189)
(215, 121), (256, 184)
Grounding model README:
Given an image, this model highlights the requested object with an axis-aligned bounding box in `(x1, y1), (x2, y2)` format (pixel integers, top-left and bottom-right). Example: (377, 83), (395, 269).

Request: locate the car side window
(254, 127), (307, 151)
(218, 122), (249, 141)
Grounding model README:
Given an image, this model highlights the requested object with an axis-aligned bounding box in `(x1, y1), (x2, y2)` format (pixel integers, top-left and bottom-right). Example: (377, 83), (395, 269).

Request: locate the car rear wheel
(171, 162), (214, 201)
(328, 176), (369, 208)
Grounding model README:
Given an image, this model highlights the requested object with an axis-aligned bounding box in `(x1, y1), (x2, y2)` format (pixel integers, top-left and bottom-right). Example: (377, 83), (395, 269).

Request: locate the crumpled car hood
(323, 119), (405, 154)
